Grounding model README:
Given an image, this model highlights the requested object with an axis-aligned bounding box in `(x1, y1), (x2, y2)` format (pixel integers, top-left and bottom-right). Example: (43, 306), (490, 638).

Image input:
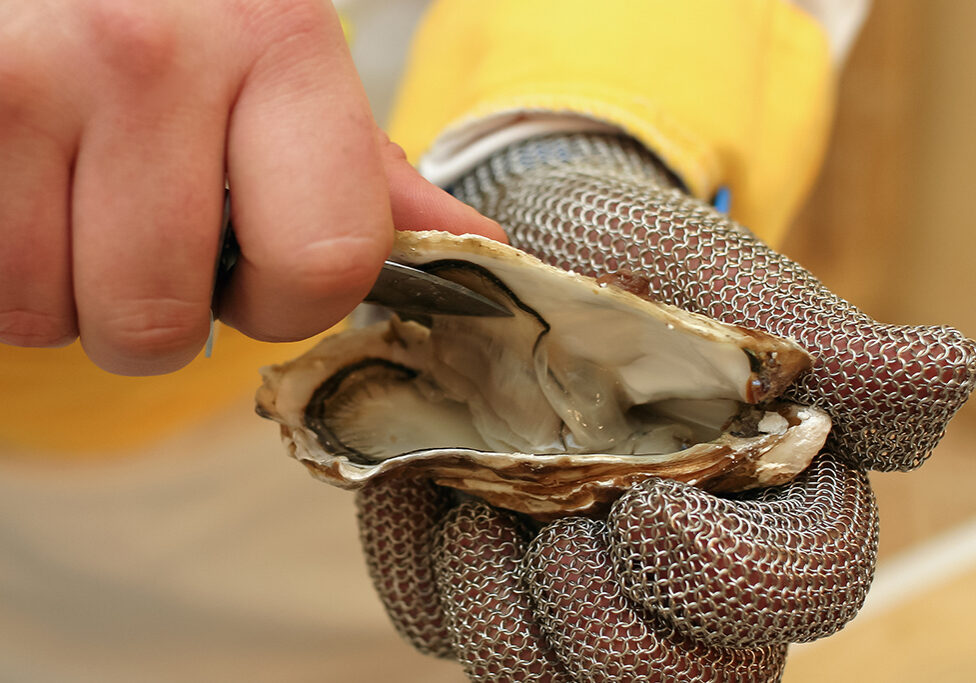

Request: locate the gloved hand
(356, 134), (976, 682)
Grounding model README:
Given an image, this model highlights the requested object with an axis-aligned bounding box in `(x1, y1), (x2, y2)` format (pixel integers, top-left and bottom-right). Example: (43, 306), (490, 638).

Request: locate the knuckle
(0, 49), (48, 124)
(258, 0), (332, 43)
(239, 0), (336, 67)
(0, 48), (78, 145)
(84, 0), (181, 79)
(96, 297), (208, 361)
(0, 308), (76, 347)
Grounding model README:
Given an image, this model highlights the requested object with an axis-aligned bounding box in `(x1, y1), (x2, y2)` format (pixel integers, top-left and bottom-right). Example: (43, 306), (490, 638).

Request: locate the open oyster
(257, 231), (830, 518)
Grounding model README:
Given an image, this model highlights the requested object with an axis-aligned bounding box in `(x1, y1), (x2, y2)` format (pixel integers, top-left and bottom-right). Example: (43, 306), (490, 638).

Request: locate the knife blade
(365, 261), (512, 318)
(214, 190), (512, 318)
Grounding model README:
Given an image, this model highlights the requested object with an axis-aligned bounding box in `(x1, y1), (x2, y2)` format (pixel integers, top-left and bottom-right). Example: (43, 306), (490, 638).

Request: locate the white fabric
(790, 0), (872, 64)
(418, 114), (621, 188)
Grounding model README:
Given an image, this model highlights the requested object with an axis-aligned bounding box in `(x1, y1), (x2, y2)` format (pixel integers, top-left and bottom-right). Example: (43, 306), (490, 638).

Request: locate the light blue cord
(713, 186), (732, 214)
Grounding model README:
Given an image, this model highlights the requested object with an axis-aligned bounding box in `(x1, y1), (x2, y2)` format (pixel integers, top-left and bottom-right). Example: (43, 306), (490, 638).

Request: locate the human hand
(0, 0), (503, 375)
(355, 134), (975, 681)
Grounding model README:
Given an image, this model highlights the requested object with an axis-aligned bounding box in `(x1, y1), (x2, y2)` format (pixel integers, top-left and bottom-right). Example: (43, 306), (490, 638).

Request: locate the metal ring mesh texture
(449, 133), (976, 472)
(607, 454), (877, 648)
(432, 502), (570, 681)
(523, 514), (789, 681)
(353, 132), (974, 681)
(358, 474), (815, 681)
(357, 457), (876, 678)
(357, 477), (454, 657)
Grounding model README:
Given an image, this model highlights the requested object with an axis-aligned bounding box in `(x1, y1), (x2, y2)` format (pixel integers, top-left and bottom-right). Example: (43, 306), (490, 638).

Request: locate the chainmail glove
(356, 134), (976, 682)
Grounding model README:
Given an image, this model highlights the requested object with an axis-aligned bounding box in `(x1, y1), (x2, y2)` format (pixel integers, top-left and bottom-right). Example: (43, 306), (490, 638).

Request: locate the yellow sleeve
(0, 328), (321, 456)
(390, 0), (837, 247)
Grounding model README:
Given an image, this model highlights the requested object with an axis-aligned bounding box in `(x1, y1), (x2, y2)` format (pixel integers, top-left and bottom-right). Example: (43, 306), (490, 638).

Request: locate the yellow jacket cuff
(390, 0), (837, 246)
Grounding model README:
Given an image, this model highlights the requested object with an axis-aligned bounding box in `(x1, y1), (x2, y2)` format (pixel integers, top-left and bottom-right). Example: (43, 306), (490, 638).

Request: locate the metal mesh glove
(450, 133), (976, 472)
(356, 133), (976, 681)
(359, 456), (871, 681)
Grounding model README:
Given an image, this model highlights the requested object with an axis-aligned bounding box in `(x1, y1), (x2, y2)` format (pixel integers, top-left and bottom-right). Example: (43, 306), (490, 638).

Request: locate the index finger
(218, 1), (392, 341)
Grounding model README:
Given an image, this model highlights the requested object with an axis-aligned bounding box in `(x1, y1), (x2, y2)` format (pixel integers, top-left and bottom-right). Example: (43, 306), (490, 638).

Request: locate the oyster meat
(256, 231), (830, 517)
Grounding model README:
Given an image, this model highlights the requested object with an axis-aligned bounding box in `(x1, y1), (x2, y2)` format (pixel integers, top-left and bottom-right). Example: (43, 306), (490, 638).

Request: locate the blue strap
(712, 186), (732, 214)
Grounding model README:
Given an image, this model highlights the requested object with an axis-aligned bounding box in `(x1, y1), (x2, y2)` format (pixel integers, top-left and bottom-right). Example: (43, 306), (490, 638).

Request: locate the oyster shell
(257, 231), (830, 518)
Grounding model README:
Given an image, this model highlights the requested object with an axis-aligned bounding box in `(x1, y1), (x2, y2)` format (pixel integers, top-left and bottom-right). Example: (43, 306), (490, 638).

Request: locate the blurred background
(783, 1), (976, 680)
(1, 2), (973, 681)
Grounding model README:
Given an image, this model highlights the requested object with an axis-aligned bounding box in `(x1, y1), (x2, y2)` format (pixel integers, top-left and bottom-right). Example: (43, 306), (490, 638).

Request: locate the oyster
(257, 231), (830, 518)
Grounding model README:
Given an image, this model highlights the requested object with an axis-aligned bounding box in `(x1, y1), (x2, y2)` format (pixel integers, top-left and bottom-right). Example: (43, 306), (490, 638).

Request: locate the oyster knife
(214, 190), (512, 318)
(364, 261), (513, 317)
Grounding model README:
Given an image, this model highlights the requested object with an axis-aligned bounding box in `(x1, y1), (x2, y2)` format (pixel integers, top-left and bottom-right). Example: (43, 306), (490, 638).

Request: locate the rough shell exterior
(256, 231), (829, 517)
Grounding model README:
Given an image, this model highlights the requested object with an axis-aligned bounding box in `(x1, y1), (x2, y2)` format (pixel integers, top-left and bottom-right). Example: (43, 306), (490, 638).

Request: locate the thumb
(377, 132), (508, 243)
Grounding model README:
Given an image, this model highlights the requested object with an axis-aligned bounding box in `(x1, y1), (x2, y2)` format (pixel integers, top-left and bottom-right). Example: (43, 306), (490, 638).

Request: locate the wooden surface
(786, 561), (976, 682)
(784, 0), (976, 555)
(781, 2), (976, 678)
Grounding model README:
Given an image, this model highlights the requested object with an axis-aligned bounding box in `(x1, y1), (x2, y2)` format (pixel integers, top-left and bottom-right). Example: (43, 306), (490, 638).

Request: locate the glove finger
(451, 133), (976, 471)
(609, 454), (877, 649)
(524, 517), (787, 683)
(432, 501), (570, 682)
(355, 476), (454, 657)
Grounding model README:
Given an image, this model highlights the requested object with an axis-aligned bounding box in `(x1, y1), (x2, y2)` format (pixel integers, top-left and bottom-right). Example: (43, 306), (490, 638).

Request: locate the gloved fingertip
(433, 501), (568, 682)
(356, 476), (455, 657)
(606, 456), (879, 649)
(524, 516), (787, 682)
